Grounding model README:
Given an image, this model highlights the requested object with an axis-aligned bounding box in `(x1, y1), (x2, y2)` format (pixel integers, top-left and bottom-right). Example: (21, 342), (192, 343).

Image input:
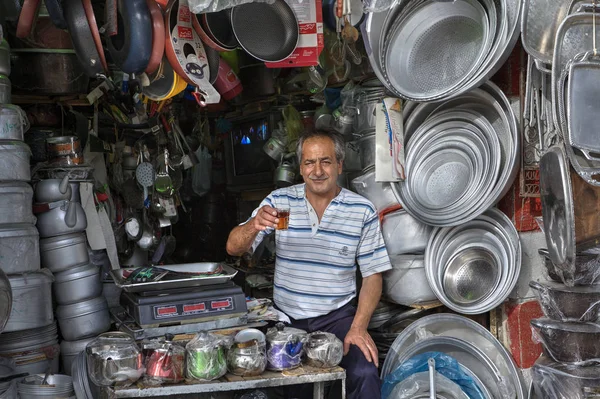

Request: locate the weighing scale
(117, 281), (248, 339)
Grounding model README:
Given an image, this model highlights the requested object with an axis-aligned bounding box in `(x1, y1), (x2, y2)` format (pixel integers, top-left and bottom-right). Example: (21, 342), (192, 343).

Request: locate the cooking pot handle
(64, 201), (78, 228)
(59, 175), (70, 195)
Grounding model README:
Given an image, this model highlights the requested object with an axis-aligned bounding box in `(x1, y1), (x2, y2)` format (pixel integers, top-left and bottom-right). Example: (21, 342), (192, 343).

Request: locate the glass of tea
(276, 208), (290, 230)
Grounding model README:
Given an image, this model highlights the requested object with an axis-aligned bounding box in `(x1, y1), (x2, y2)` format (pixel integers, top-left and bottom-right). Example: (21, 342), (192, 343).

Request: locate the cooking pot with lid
(227, 328), (267, 377)
(266, 322), (307, 371)
(86, 332), (144, 387)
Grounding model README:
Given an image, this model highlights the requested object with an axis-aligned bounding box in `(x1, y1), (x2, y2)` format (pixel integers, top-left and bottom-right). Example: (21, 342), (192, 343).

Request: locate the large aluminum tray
(111, 263), (238, 293)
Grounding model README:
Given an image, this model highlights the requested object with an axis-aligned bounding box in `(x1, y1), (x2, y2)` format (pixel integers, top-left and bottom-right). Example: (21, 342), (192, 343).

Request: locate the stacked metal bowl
(364, 0), (521, 101)
(381, 314), (525, 399)
(17, 374), (74, 398)
(391, 82), (519, 227)
(424, 208), (521, 314)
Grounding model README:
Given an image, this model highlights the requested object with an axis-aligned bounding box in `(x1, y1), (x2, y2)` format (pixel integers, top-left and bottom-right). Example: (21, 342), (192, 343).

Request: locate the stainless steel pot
(0, 182), (36, 225)
(274, 159), (297, 186)
(530, 280), (600, 322)
(0, 76), (10, 104)
(60, 337), (96, 376)
(53, 263), (101, 305)
(5, 271), (54, 333)
(86, 332), (143, 387)
(0, 224), (40, 275)
(35, 200), (87, 238)
(381, 209), (432, 255)
(39, 232), (89, 273)
(56, 296), (111, 341)
(34, 176), (72, 203)
(531, 318), (600, 364)
(383, 255), (437, 306)
(351, 166), (399, 211)
(17, 374), (74, 398)
(0, 141), (31, 182)
(0, 105), (28, 141)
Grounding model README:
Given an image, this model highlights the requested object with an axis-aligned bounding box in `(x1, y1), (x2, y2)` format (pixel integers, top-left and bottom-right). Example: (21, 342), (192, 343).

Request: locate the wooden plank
(409, 300), (444, 310)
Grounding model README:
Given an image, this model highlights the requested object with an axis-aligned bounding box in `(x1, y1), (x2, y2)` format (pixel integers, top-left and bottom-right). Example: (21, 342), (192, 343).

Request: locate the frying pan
(82, 0), (108, 72)
(202, 10), (238, 50)
(16, 0), (41, 38)
(64, 0), (104, 77)
(45, 0), (68, 29)
(230, 0), (299, 63)
(106, 0), (153, 74)
(143, 57), (187, 100)
(192, 13), (230, 52)
(204, 45), (220, 84)
(145, 0), (165, 74)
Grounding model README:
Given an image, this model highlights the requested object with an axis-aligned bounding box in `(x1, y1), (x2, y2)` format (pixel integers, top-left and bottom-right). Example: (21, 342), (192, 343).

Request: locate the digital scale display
(153, 297), (234, 319)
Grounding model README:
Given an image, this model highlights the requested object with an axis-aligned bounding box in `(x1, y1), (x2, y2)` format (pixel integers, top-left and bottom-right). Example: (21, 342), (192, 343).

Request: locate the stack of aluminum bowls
(425, 208), (521, 314)
(364, 0), (521, 102)
(0, 323), (60, 375)
(0, 30), (10, 104)
(381, 314), (525, 398)
(17, 374), (74, 398)
(391, 81), (519, 227)
(530, 145), (600, 398)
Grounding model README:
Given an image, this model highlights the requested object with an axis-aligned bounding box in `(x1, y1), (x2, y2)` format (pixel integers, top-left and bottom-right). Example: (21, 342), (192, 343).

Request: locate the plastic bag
(532, 355), (600, 399)
(381, 352), (487, 399)
(390, 371), (469, 399)
(266, 323), (307, 371)
(304, 331), (343, 368)
(539, 249), (600, 286)
(192, 146), (212, 197)
(188, 0), (274, 15)
(282, 105), (302, 153)
(142, 334), (186, 385)
(363, 0), (397, 12)
(530, 280), (600, 322)
(186, 332), (230, 381)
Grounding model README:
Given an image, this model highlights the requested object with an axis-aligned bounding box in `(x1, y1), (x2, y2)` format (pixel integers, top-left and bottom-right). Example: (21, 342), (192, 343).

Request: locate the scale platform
(120, 281), (248, 332)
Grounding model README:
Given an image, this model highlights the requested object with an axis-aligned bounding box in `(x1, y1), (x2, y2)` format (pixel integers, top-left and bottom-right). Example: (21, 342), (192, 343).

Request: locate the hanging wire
(594, 0), (598, 56)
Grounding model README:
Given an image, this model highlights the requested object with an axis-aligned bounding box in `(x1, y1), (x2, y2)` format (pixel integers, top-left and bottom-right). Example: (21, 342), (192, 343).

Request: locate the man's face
(300, 137), (343, 196)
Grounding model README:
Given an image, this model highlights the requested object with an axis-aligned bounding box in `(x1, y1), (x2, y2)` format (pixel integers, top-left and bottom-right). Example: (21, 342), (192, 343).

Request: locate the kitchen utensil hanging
(82, 0), (108, 72)
(136, 153), (155, 208)
(202, 10), (238, 50)
(165, 0), (220, 104)
(155, 148), (174, 196)
(63, 0), (105, 77)
(230, 0), (299, 63)
(145, 0), (165, 74)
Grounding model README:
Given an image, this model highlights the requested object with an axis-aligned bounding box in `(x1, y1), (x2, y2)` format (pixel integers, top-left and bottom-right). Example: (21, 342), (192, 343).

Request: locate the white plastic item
(351, 167), (398, 211)
(382, 209), (433, 255)
(383, 255), (437, 306)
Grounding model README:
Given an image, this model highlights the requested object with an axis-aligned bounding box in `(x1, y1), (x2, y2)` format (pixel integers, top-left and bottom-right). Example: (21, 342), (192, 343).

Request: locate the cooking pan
(202, 10), (238, 50)
(106, 0), (153, 74)
(16, 0), (41, 38)
(143, 57), (187, 101)
(45, 0), (68, 29)
(230, 0), (298, 62)
(63, 0), (104, 77)
(145, 0), (165, 74)
(193, 14), (230, 52)
(82, 0), (108, 72)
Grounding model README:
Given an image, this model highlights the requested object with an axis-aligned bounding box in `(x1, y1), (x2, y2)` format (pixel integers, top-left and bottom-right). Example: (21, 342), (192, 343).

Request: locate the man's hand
(344, 325), (379, 367)
(253, 205), (279, 231)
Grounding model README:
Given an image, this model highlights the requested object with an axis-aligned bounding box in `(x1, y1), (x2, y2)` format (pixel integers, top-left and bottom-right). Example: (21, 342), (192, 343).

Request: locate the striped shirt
(247, 184), (392, 319)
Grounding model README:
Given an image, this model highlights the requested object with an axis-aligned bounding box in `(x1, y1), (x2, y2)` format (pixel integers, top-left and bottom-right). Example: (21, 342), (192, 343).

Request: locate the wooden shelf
(10, 94), (91, 106)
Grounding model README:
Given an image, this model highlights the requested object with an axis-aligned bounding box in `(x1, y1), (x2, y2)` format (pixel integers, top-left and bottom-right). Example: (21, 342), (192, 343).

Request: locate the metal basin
(530, 280), (600, 322)
(531, 318), (600, 365)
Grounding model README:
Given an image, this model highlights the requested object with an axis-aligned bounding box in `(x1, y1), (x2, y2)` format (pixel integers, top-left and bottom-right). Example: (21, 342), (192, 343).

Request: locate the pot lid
(0, 269), (11, 334)
(142, 333), (185, 354)
(266, 322), (307, 344)
(39, 232), (87, 249)
(0, 181), (33, 194)
(530, 318), (600, 333)
(0, 140), (31, 151)
(0, 224), (38, 237)
(540, 145), (576, 271)
(86, 331), (139, 357)
(60, 336), (96, 355)
(54, 263), (98, 283)
(234, 328), (266, 344)
(56, 296), (108, 318)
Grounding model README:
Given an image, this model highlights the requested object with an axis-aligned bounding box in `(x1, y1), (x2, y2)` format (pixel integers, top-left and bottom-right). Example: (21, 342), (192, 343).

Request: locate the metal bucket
(56, 296), (111, 341)
(0, 224), (40, 275)
(0, 182), (36, 225)
(53, 263), (101, 305)
(61, 337), (96, 376)
(5, 271), (54, 332)
(0, 105), (29, 141)
(0, 141), (31, 182)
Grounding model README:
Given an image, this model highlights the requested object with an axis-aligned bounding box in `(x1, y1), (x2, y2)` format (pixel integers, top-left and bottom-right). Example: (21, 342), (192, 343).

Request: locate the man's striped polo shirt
(247, 183), (392, 320)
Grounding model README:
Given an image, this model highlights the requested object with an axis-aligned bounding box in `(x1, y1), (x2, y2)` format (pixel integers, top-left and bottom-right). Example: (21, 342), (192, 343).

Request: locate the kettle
(274, 153), (298, 186)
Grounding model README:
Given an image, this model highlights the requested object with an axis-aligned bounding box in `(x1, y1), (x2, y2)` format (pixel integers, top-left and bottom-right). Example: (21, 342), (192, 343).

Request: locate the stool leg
(341, 377), (346, 399)
(313, 382), (325, 399)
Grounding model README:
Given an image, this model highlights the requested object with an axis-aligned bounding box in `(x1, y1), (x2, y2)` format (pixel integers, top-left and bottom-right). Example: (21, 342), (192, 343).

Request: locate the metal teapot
(274, 153), (298, 186)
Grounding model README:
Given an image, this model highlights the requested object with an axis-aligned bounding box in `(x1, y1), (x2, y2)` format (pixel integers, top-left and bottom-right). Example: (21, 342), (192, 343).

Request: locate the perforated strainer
(443, 246), (500, 305)
(136, 162), (155, 206)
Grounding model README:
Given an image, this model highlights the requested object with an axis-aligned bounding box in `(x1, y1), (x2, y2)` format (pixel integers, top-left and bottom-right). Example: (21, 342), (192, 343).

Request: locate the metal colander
(230, 0), (298, 62)
(443, 247), (500, 305)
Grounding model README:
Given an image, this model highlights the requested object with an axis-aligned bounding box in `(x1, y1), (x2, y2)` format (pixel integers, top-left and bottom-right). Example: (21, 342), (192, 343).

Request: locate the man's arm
(343, 273), (382, 367)
(226, 205), (279, 256)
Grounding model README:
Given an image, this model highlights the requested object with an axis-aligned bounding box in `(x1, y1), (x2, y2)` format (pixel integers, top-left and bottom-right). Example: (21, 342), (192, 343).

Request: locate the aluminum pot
(0, 182), (36, 225)
(35, 200), (87, 238)
(0, 105), (29, 141)
(0, 75), (10, 104)
(263, 136), (286, 161)
(53, 263), (101, 305)
(531, 318), (600, 364)
(34, 176), (72, 203)
(39, 232), (89, 273)
(381, 209), (433, 255)
(274, 160), (297, 186)
(304, 332), (343, 368)
(383, 255), (437, 306)
(0, 39), (10, 76)
(60, 337), (96, 376)
(86, 332), (143, 387)
(539, 248), (600, 286)
(351, 166), (399, 211)
(227, 329), (267, 377)
(5, 271), (54, 332)
(0, 141), (31, 182)
(0, 224), (40, 275)
(56, 296), (111, 341)
(355, 133), (376, 170)
(17, 374), (74, 398)
(530, 280), (600, 322)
